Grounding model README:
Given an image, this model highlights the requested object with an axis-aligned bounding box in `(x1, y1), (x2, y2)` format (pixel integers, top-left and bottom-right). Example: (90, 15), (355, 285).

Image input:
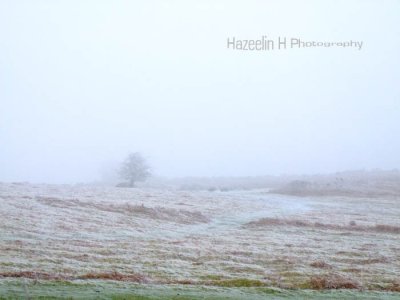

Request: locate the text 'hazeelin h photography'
(227, 36), (364, 51)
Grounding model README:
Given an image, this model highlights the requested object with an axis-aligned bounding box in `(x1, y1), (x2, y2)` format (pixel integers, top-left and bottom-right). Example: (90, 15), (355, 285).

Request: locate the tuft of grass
(310, 261), (333, 269)
(375, 224), (400, 234)
(308, 274), (361, 290)
(387, 281), (400, 292)
(342, 268), (362, 273)
(0, 271), (69, 281)
(200, 274), (224, 281)
(79, 271), (148, 283)
(245, 217), (400, 235)
(212, 278), (265, 287)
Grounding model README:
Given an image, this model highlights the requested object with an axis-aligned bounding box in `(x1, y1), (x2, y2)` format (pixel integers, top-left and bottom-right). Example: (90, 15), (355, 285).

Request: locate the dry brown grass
(357, 257), (388, 265)
(374, 224), (400, 234)
(37, 196), (209, 224)
(245, 217), (400, 234)
(310, 261), (333, 269)
(166, 279), (196, 285)
(3, 271), (400, 292)
(0, 272), (69, 280)
(387, 281), (400, 292)
(309, 274), (361, 290)
(342, 268), (362, 273)
(79, 271), (148, 283)
(0, 271), (148, 283)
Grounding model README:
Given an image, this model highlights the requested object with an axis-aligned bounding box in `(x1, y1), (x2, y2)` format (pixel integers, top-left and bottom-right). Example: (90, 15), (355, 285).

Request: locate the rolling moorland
(0, 170), (400, 299)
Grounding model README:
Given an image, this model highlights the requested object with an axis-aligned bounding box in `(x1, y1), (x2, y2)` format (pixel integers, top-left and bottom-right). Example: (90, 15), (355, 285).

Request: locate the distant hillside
(270, 170), (400, 198)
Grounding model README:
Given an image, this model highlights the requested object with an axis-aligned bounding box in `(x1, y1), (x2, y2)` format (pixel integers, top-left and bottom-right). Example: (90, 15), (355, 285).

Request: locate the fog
(1, 0), (399, 183)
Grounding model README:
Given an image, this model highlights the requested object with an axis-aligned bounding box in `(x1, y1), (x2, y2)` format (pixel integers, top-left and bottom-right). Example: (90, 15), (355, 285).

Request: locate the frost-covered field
(0, 182), (399, 299)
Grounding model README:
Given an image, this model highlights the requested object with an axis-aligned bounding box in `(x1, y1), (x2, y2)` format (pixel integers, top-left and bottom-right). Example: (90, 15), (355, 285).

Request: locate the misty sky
(1, 0), (399, 183)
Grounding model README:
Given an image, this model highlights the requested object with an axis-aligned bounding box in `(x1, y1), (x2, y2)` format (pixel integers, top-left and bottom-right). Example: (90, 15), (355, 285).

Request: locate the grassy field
(1, 279), (400, 299)
(0, 181), (399, 299)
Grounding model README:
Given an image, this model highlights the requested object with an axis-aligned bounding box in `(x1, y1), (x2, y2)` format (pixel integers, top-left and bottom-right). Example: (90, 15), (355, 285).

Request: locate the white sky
(1, 0), (399, 183)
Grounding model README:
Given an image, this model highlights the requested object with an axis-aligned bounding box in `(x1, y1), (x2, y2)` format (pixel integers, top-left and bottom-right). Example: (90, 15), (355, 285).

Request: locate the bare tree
(119, 152), (151, 187)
